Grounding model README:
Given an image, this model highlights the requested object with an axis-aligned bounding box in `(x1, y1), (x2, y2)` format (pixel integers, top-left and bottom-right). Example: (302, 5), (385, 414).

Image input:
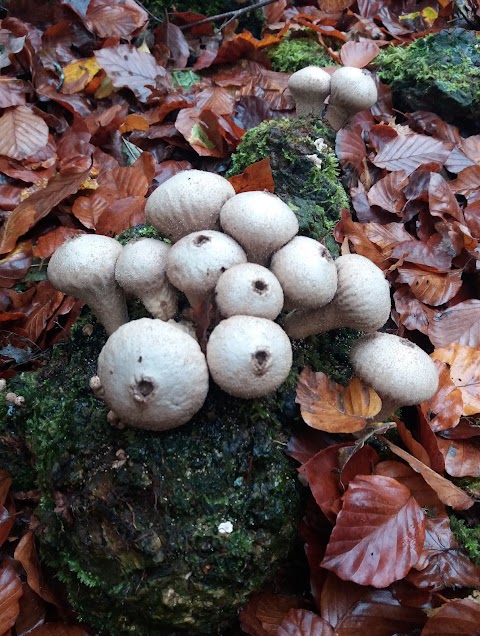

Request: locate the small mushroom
(270, 236), (337, 310)
(215, 263), (284, 320)
(166, 230), (247, 307)
(206, 315), (292, 398)
(97, 318), (209, 430)
(288, 66), (331, 116)
(284, 254), (391, 339)
(220, 191), (299, 265)
(350, 332), (439, 421)
(115, 238), (178, 321)
(145, 170), (235, 242)
(324, 66), (378, 131)
(47, 234), (128, 335)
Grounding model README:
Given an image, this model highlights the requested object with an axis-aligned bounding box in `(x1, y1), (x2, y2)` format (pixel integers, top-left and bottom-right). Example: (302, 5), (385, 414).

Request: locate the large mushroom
(220, 191), (299, 265)
(270, 236), (337, 310)
(350, 332), (439, 421)
(47, 234), (127, 335)
(145, 170), (235, 242)
(324, 66), (378, 131)
(96, 318), (209, 430)
(206, 315), (292, 398)
(284, 254), (391, 339)
(166, 230), (247, 307)
(115, 238), (178, 320)
(288, 66), (331, 116)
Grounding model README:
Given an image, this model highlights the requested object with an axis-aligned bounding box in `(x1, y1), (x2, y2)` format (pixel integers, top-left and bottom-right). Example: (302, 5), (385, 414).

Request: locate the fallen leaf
(277, 609), (335, 636)
(340, 41), (381, 67)
(0, 240), (33, 288)
(227, 158), (275, 194)
(83, 0), (148, 38)
(420, 361), (463, 432)
(436, 437), (480, 478)
(373, 134), (452, 175)
(321, 475), (426, 587)
(428, 301), (480, 349)
(431, 344), (480, 416)
(296, 368), (381, 434)
(0, 106), (49, 161)
(335, 129), (367, 172)
(61, 57), (101, 95)
(27, 625), (89, 636)
(15, 583), (46, 635)
(421, 598), (480, 635)
(0, 561), (23, 634)
(119, 114), (150, 134)
(367, 170), (408, 215)
(13, 532), (60, 608)
(239, 592), (304, 636)
(396, 267), (463, 307)
(393, 285), (434, 335)
(33, 228), (85, 259)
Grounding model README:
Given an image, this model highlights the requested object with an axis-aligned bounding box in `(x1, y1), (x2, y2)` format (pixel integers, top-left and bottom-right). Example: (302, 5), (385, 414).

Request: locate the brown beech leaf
(362, 221), (412, 256)
(71, 192), (112, 229)
(340, 41), (380, 68)
(277, 609), (334, 636)
(366, 170), (408, 215)
(119, 113), (149, 134)
(15, 582), (46, 635)
(155, 21), (190, 69)
(320, 572), (426, 635)
(428, 301), (480, 349)
(304, 443), (378, 523)
(379, 437), (474, 510)
(83, 0), (148, 38)
(395, 419), (432, 467)
(13, 532), (60, 608)
(0, 561), (23, 634)
(373, 134), (452, 175)
(95, 196), (146, 236)
(318, 0), (355, 11)
(396, 267), (463, 307)
(464, 201), (480, 237)
(0, 166), (90, 255)
(334, 210), (384, 268)
(428, 172), (464, 222)
(240, 592), (304, 636)
(0, 240), (33, 288)
(390, 236), (453, 271)
(0, 106), (49, 161)
(420, 361), (463, 432)
(296, 369), (381, 434)
(33, 228), (85, 259)
(421, 598), (480, 635)
(431, 344), (480, 416)
(449, 165), (480, 202)
(393, 286), (434, 335)
(321, 475), (426, 587)
(436, 437), (480, 478)
(28, 625), (89, 636)
(227, 158), (275, 194)
(95, 45), (169, 103)
(335, 129), (367, 172)
(0, 79), (27, 108)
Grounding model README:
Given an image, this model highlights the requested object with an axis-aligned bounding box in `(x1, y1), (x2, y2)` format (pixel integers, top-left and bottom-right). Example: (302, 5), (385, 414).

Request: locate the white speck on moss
(218, 521), (233, 536)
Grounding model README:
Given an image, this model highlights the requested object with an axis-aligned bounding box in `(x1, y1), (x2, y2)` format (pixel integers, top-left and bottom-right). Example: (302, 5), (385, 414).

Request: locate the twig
(179, 0), (279, 30)
(135, 0), (163, 23)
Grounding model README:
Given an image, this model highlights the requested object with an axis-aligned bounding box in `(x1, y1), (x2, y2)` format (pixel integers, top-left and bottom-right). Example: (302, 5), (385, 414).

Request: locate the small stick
(179, 0), (279, 30)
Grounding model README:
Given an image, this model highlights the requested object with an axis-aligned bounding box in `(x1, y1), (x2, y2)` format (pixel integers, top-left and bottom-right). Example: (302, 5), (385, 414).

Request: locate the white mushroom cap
(288, 66), (331, 116)
(350, 332), (439, 421)
(206, 315), (292, 398)
(284, 254), (391, 339)
(220, 191), (299, 265)
(215, 263), (284, 320)
(145, 170), (235, 242)
(324, 66), (378, 131)
(97, 318), (209, 430)
(166, 230), (247, 307)
(270, 236), (337, 310)
(47, 234), (127, 335)
(115, 238), (178, 321)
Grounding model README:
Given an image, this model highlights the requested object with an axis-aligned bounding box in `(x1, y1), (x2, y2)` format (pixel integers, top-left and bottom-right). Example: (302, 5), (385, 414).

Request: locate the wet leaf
(62, 57), (101, 95)
(15, 583), (46, 635)
(321, 475), (426, 587)
(340, 41), (381, 67)
(428, 301), (480, 349)
(436, 437), (480, 478)
(395, 419), (432, 467)
(277, 609), (334, 636)
(119, 114), (149, 134)
(0, 561), (23, 634)
(420, 361), (463, 432)
(13, 531), (60, 608)
(0, 240), (33, 288)
(373, 134), (452, 175)
(28, 625), (89, 636)
(239, 592), (304, 636)
(296, 369), (381, 434)
(396, 267), (463, 307)
(83, 0), (148, 38)
(421, 598), (480, 635)
(95, 45), (169, 103)
(379, 437), (475, 510)
(227, 158), (275, 194)
(0, 106), (49, 161)
(431, 344), (480, 416)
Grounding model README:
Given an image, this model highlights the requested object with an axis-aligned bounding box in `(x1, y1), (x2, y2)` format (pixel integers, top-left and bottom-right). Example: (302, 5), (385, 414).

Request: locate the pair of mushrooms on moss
(47, 169), (438, 432)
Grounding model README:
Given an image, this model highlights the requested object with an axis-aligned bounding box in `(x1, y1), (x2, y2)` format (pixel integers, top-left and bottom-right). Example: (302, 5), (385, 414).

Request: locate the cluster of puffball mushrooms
(46, 167), (439, 433)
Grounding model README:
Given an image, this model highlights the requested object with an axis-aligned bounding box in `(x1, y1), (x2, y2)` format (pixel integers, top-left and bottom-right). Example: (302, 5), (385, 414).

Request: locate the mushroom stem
(288, 66), (331, 117)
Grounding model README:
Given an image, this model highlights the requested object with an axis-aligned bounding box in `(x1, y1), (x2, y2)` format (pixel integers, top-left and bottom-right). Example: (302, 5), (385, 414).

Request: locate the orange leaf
(227, 158), (275, 194)
(431, 344), (480, 416)
(13, 532), (60, 608)
(0, 561), (22, 634)
(420, 361), (463, 432)
(33, 228), (85, 259)
(396, 267), (463, 307)
(436, 437), (480, 478)
(296, 369), (381, 434)
(119, 114), (150, 134)
(340, 41), (381, 68)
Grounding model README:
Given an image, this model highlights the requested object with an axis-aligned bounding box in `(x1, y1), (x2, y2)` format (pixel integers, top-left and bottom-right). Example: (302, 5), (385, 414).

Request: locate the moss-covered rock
(376, 28), (480, 134)
(228, 115), (349, 256)
(267, 33), (337, 73)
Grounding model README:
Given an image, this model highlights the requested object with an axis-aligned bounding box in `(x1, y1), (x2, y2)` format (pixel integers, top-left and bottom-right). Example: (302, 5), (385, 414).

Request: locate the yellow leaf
(62, 58), (102, 95)
(119, 114), (150, 134)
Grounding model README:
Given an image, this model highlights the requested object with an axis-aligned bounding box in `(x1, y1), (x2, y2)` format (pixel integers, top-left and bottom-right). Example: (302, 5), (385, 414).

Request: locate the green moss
(376, 28), (480, 133)
(228, 115), (349, 256)
(450, 516), (480, 568)
(268, 34), (337, 73)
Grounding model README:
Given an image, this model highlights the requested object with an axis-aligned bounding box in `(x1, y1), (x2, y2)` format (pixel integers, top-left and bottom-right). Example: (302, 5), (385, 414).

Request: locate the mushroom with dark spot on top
(350, 331), (439, 421)
(47, 234), (128, 336)
(288, 66), (332, 116)
(206, 315), (292, 398)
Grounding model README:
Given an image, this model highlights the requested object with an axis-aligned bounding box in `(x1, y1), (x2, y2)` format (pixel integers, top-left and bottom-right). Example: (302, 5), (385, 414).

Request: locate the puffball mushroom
(284, 253), (391, 339)
(324, 66), (378, 131)
(166, 230), (247, 307)
(207, 315), (293, 398)
(270, 236), (337, 310)
(115, 238), (178, 321)
(288, 66), (331, 116)
(145, 170), (235, 242)
(350, 332), (439, 421)
(220, 191), (299, 265)
(47, 234), (128, 336)
(97, 318), (209, 430)
(215, 263), (284, 320)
